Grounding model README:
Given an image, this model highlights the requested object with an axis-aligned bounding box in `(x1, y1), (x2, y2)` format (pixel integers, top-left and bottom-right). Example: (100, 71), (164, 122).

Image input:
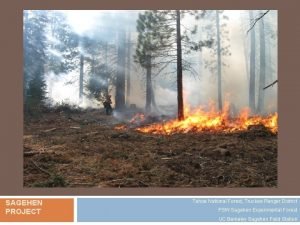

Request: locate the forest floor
(24, 108), (277, 188)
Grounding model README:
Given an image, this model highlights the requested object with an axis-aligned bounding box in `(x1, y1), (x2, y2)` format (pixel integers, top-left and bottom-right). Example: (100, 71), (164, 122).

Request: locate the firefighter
(103, 94), (113, 115)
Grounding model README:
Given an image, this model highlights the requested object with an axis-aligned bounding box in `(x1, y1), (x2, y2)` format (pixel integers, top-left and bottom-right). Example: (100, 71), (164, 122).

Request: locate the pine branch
(263, 79), (278, 90)
(247, 10), (270, 34)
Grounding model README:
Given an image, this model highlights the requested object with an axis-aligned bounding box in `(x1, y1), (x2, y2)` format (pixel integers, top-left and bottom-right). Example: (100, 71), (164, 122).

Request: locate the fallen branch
(137, 180), (149, 187)
(86, 131), (99, 136)
(105, 178), (132, 183)
(30, 159), (52, 176)
(161, 157), (172, 160)
(42, 128), (57, 133)
(67, 117), (81, 123)
(24, 150), (55, 156)
(71, 182), (95, 186)
(24, 151), (40, 157)
(263, 79), (278, 90)
(104, 178), (149, 187)
(70, 126), (81, 129)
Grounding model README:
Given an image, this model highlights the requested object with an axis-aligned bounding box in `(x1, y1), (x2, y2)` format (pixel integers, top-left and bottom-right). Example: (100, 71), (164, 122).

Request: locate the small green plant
(32, 174), (67, 187)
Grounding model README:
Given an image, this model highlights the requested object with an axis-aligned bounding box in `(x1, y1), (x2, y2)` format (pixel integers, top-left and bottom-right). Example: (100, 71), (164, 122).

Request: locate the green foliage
(24, 11), (48, 114)
(24, 11), (80, 116)
(26, 74), (47, 113)
(135, 10), (213, 76)
(52, 101), (82, 114)
(46, 11), (80, 74)
(83, 35), (114, 104)
(33, 174), (67, 187)
(204, 10), (231, 73)
(86, 63), (109, 103)
(135, 11), (173, 68)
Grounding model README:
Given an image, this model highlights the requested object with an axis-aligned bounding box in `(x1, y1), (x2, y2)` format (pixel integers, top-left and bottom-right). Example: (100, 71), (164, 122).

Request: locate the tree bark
(176, 10), (184, 120)
(145, 55), (152, 111)
(79, 54), (84, 100)
(241, 13), (250, 84)
(115, 29), (126, 111)
(24, 11), (29, 109)
(151, 80), (158, 111)
(249, 11), (256, 113)
(216, 10), (223, 111)
(104, 42), (109, 95)
(243, 37), (250, 84)
(126, 31), (131, 105)
(257, 14), (266, 113)
(198, 24), (203, 77)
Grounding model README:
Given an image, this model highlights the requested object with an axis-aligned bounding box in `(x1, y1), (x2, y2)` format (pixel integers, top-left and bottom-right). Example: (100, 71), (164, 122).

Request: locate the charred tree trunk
(257, 15), (266, 113)
(79, 54), (84, 100)
(145, 55), (152, 112)
(249, 11), (256, 113)
(176, 10), (184, 120)
(126, 31), (131, 105)
(216, 10), (223, 111)
(115, 29), (126, 111)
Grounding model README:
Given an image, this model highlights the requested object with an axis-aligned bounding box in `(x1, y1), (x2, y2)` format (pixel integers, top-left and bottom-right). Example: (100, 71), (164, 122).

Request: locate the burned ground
(24, 109), (277, 188)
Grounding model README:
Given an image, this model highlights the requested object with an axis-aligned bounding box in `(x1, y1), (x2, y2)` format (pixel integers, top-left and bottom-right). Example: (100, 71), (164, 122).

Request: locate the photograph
(23, 10), (278, 188)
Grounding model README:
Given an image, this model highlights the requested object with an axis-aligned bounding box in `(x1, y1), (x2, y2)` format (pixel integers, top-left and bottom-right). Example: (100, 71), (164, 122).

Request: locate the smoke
(45, 72), (99, 108)
(42, 10), (277, 115)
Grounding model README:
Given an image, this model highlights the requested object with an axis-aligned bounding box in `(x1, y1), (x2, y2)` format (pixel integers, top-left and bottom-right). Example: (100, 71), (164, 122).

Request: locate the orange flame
(135, 102), (278, 135)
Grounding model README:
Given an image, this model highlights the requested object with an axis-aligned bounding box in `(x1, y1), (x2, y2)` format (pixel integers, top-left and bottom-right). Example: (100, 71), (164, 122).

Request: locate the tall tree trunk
(241, 13), (250, 84)
(126, 31), (131, 105)
(249, 11), (256, 113)
(257, 14), (266, 113)
(216, 10), (223, 111)
(198, 24), (203, 77)
(176, 10), (184, 120)
(145, 55), (152, 112)
(266, 30), (272, 83)
(115, 29), (126, 111)
(104, 42), (109, 95)
(243, 37), (250, 84)
(151, 80), (158, 111)
(24, 11), (29, 110)
(79, 54), (84, 100)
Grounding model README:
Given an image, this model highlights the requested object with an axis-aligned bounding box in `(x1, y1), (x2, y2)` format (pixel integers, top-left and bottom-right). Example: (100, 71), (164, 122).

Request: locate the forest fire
(23, 10), (278, 188)
(120, 102), (278, 135)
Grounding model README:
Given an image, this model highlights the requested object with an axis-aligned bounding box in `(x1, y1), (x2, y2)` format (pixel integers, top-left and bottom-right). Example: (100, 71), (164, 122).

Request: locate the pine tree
(115, 29), (126, 111)
(176, 10), (184, 120)
(135, 10), (212, 117)
(203, 10), (231, 111)
(23, 11), (48, 114)
(46, 11), (80, 75)
(135, 11), (174, 112)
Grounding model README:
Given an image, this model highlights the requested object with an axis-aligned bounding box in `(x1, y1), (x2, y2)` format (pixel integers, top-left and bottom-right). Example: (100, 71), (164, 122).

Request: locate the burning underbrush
(115, 102), (278, 135)
(24, 106), (277, 188)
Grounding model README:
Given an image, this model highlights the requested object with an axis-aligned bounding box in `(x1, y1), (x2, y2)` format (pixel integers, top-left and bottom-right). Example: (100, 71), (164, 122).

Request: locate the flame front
(135, 102), (278, 135)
